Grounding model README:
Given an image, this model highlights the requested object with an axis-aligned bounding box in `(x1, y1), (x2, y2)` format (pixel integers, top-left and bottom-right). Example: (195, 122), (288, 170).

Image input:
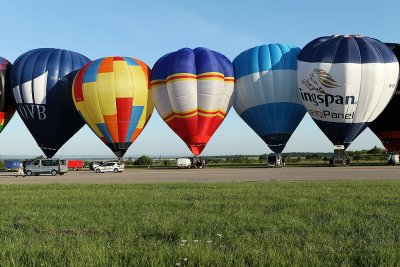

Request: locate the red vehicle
(67, 160), (84, 170)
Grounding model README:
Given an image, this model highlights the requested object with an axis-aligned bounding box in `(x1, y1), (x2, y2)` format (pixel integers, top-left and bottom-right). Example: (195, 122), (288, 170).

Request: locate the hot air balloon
(150, 47), (234, 156)
(10, 48), (90, 158)
(233, 44), (306, 154)
(298, 35), (399, 161)
(369, 43), (400, 153)
(72, 56), (154, 159)
(0, 57), (15, 133)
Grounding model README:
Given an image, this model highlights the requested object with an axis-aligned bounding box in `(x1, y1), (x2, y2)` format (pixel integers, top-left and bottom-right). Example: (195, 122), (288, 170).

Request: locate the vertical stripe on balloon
(116, 97), (132, 143)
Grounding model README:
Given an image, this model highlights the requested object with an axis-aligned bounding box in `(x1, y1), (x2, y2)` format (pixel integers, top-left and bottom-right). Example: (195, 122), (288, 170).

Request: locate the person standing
(15, 162), (25, 177)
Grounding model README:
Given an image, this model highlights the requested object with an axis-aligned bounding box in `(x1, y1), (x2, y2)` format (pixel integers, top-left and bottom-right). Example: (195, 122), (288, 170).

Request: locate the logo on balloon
(12, 71), (48, 121)
(299, 68), (356, 108)
(301, 68), (339, 94)
(18, 105), (46, 120)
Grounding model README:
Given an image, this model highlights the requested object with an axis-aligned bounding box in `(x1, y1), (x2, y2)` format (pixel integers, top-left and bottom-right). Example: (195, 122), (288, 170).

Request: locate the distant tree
(207, 158), (223, 164)
(134, 155), (153, 166)
(305, 153), (323, 161)
(259, 154), (267, 162)
(367, 146), (385, 155)
(126, 157), (134, 165)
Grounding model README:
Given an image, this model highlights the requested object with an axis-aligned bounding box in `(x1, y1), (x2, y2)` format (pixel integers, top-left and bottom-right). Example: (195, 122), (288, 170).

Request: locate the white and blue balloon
(233, 44), (306, 154)
(297, 35), (399, 149)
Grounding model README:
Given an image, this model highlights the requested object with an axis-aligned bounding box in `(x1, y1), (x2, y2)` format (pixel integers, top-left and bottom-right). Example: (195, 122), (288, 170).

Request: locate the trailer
(67, 160), (84, 170)
(5, 160), (21, 171)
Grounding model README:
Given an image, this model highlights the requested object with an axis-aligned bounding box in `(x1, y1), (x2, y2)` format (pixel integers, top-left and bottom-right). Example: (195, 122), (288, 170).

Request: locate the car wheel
(113, 168), (118, 173)
(51, 170), (57, 176)
(26, 170), (33, 176)
(95, 169), (101, 173)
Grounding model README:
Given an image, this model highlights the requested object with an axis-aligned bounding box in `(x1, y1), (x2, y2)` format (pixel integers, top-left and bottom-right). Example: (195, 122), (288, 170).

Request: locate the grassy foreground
(0, 182), (400, 266)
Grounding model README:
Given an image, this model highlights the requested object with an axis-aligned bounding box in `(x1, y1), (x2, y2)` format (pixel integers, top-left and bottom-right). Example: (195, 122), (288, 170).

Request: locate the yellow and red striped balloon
(73, 57), (154, 158)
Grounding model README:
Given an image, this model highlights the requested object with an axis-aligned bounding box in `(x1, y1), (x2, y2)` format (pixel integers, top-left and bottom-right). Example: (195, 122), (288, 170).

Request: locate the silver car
(94, 162), (124, 173)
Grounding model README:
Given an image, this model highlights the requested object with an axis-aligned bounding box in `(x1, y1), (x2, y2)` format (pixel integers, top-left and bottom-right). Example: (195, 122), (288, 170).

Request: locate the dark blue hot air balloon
(10, 48), (90, 158)
(298, 35), (399, 149)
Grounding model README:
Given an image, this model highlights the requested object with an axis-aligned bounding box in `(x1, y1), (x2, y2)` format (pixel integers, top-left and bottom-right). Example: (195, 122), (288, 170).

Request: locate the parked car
(25, 159), (68, 176)
(89, 161), (104, 171)
(94, 162), (124, 173)
(177, 158), (191, 169)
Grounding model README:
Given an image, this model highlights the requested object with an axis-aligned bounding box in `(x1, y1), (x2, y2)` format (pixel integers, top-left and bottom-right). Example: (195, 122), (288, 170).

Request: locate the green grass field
(0, 181), (399, 266)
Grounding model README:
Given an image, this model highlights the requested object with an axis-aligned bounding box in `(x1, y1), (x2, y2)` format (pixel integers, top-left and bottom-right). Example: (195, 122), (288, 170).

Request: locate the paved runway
(0, 166), (399, 184)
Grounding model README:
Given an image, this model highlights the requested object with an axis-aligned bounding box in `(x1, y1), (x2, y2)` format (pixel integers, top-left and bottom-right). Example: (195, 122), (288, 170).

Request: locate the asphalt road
(0, 166), (399, 184)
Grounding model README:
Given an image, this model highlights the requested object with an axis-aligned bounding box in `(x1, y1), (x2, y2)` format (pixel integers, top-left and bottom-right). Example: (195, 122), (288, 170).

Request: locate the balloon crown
(332, 34), (365, 38)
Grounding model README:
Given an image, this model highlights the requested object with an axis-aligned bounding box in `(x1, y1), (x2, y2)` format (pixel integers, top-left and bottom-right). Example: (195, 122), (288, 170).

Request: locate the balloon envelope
(0, 57), (15, 133)
(369, 43), (400, 152)
(10, 48), (90, 158)
(73, 56), (154, 158)
(150, 47), (234, 156)
(233, 44), (305, 154)
(297, 35), (399, 148)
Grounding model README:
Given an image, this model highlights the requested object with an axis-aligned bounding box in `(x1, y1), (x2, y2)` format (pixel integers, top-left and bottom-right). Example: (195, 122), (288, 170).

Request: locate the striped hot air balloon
(233, 44), (306, 154)
(298, 35), (399, 149)
(10, 48), (90, 158)
(150, 47), (234, 156)
(72, 56), (154, 158)
(0, 57), (15, 133)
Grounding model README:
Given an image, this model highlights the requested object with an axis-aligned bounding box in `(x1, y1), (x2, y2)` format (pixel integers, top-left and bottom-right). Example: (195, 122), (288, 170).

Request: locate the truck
(5, 160), (21, 171)
(67, 159), (84, 170)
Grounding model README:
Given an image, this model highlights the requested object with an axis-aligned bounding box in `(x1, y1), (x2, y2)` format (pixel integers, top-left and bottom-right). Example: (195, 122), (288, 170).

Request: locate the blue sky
(0, 0), (399, 157)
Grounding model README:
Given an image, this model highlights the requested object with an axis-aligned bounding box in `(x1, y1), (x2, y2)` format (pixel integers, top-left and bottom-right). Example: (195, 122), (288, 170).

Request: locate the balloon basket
(333, 145), (346, 166)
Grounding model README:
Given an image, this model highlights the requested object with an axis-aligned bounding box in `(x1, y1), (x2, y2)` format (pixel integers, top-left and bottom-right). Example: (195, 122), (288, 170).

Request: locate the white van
(25, 159), (68, 176)
(177, 158), (191, 169)
(388, 154), (400, 166)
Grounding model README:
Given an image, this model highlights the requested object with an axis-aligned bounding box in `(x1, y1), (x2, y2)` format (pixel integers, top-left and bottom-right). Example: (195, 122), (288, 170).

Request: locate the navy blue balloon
(298, 35), (399, 148)
(10, 48), (90, 158)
